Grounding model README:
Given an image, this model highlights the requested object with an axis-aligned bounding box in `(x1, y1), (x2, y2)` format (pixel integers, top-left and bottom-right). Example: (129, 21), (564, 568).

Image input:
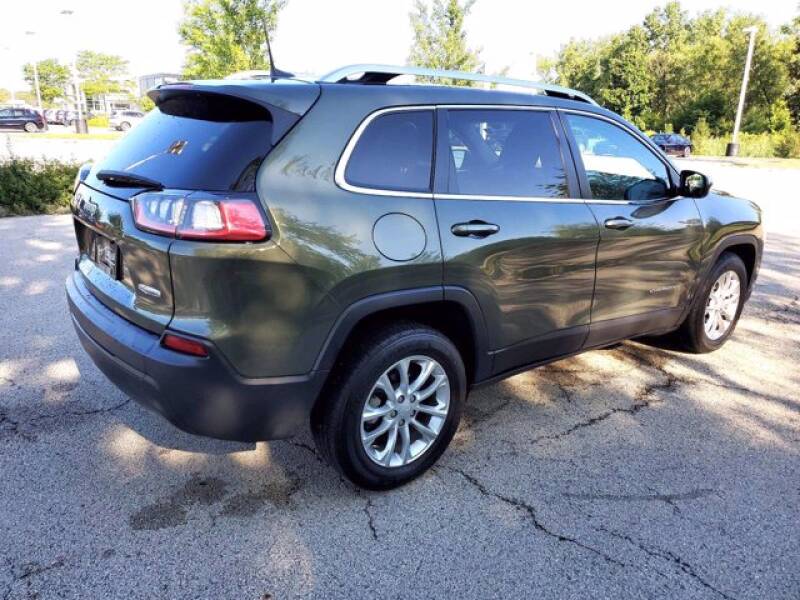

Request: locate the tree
(22, 59), (71, 105)
(600, 26), (653, 125)
(76, 51), (131, 98)
(545, 1), (793, 135)
(781, 9), (800, 125)
(179, 0), (287, 80)
(408, 0), (482, 85)
(0, 89), (10, 104)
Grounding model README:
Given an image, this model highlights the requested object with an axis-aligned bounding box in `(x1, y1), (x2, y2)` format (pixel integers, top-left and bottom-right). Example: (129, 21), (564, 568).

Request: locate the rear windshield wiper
(96, 170), (164, 190)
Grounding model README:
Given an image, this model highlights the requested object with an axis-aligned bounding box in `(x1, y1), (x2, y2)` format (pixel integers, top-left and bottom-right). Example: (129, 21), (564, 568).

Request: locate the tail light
(132, 192), (269, 242)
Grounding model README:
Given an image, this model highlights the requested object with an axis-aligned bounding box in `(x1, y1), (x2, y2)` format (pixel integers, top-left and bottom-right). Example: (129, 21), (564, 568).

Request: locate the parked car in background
(66, 65), (762, 490)
(109, 110), (145, 131)
(44, 109), (61, 125)
(652, 133), (693, 157)
(0, 107), (47, 132)
(64, 110), (95, 127)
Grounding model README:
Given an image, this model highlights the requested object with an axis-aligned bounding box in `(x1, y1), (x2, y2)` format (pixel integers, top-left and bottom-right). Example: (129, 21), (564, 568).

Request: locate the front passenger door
(435, 108), (599, 375)
(562, 112), (705, 346)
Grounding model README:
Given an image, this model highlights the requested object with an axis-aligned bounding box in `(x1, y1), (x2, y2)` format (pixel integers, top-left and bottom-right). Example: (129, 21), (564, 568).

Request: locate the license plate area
(90, 233), (119, 280)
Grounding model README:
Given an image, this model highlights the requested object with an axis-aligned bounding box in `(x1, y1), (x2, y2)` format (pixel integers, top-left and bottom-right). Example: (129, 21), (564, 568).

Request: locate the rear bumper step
(66, 271), (326, 441)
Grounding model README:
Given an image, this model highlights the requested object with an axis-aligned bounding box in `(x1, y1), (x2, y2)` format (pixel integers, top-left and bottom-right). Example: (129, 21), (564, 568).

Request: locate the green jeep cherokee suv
(66, 65), (763, 489)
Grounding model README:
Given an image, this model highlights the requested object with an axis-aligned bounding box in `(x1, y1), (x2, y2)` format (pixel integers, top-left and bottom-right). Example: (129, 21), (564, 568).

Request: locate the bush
(88, 115), (109, 128)
(0, 158), (79, 217)
(775, 130), (800, 159)
(691, 131), (800, 159)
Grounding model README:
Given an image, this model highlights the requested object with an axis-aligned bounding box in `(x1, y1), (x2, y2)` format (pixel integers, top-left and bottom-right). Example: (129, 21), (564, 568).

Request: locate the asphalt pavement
(1, 160), (798, 599)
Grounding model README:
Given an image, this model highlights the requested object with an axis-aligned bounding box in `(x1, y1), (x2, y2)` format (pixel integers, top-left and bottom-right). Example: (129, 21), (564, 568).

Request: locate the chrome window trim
(334, 105), (436, 199)
(334, 104), (661, 205)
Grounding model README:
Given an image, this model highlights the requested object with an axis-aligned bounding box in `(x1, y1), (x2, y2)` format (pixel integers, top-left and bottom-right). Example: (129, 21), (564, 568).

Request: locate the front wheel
(312, 322), (465, 490)
(120, 122), (131, 131)
(677, 252), (747, 353)
(683, 146), (691, 157)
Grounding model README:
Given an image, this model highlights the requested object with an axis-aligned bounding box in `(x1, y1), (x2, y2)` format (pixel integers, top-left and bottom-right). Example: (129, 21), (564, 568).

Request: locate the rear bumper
(66, 271), (326, 441)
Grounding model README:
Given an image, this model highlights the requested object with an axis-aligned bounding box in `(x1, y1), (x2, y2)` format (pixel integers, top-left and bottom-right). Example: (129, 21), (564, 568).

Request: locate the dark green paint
(70, 81), (763, 384)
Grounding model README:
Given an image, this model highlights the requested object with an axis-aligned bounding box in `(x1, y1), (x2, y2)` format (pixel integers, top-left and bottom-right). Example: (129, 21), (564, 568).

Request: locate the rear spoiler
(148, 80), (320, 145)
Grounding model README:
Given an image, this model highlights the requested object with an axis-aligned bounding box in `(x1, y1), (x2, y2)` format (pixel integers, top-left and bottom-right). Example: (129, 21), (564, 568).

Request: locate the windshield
(94, 93), (273, 192)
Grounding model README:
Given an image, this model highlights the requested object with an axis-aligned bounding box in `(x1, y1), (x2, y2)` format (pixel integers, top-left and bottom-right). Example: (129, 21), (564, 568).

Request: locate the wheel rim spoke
(415, 374), (447, 401)
(362, 404), (393, 422)
(398, 422), (412, 464)
(414, 403), (448, 418)
(409, 359), (435, 393)
(364, 419), (394, 444)
(410, 418), (437, 442)
(379, 423), (399, 466)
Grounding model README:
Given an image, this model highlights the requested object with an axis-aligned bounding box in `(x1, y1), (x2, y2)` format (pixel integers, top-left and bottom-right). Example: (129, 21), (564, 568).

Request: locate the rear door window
(93, 93), (274, 191)
(343, 109), (434, 193)
(444, 109), (568, 198)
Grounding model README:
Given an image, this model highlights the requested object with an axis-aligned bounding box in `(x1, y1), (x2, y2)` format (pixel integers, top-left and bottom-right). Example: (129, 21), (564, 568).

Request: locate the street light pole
(25, 31), (44, 115)
(726, 26), (758, 157)
(60, 8), (87, 134)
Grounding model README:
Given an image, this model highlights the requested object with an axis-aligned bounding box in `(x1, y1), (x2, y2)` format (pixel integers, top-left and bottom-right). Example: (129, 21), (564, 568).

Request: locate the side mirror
(679, 170), (712, 198)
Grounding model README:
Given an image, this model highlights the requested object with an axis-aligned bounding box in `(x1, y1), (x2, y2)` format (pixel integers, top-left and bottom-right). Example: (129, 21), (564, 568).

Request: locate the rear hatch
(72, 81), (320, 333)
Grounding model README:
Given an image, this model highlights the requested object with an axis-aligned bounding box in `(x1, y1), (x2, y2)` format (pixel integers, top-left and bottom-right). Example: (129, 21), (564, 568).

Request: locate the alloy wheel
(704, 270), (741, 341)
(360, 355), (450, 468)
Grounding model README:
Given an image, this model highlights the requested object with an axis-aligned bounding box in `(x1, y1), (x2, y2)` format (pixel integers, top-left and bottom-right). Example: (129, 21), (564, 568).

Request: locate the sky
(0, 0), (796, 91)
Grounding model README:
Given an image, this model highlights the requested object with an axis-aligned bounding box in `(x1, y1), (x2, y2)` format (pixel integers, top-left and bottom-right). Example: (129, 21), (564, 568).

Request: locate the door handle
(604, 217), (634, 230)
(451, 220), (500, 238)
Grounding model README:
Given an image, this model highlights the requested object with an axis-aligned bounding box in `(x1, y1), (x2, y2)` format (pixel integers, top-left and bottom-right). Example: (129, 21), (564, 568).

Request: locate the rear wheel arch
(313, 287), (491, 386)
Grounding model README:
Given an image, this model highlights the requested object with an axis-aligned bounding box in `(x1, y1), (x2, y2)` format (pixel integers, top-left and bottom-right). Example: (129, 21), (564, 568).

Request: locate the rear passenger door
(434, 107), (599, 375)
(561, 111), (705, 346)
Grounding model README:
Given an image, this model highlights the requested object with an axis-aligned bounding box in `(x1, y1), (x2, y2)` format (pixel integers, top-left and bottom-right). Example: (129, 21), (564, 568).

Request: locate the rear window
(344, 110), (434, 193)
(95, 93), (273, 191)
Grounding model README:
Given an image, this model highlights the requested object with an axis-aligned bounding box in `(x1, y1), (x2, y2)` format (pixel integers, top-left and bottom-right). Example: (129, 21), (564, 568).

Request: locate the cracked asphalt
(1, 159), (798, 599)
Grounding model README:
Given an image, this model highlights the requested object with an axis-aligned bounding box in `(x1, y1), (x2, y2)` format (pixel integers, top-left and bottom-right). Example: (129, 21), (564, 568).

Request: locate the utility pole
(726, 26), (758, 157)
(25, 31), (44, 115)
(60, 8), (88, 134)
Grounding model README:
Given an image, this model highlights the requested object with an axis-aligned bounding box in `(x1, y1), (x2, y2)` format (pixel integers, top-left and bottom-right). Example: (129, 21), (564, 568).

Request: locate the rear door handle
(451, 220), (500, 238)
(604, 217), (634, 230)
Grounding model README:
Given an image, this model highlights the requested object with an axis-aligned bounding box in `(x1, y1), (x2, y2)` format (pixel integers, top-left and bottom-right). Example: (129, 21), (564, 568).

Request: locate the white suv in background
(109, 110), (145, 131)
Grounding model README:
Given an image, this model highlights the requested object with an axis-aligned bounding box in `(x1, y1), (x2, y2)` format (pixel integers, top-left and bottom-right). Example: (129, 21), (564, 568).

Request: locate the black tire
(683, 146), (691, 157)
(24, 122), (38, 133)
(120, 122), (131, 131)
(312, 322), (466, 490)
(677, 252), (747, 353)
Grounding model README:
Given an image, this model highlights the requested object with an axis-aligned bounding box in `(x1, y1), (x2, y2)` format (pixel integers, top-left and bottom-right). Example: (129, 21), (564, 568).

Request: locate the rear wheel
(24, 122), (38, 133)
(677, 252), (746, 353)
(683, 146), (691, 157)
(312, 322), (465, 490)
(120, 121), (131, 131)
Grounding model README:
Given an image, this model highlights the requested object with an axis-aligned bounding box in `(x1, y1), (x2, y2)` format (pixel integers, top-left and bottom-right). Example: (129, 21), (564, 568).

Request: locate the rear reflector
(161, 333), (209, 357)
(132, 192), (269, 242)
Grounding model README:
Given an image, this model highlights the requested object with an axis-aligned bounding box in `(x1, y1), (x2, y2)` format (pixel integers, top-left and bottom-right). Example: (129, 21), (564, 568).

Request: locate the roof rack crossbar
(318, 64), (597, 105)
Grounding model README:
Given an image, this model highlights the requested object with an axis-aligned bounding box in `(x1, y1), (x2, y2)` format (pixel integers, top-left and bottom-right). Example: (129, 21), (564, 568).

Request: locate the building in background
(138, 72), (180, 96)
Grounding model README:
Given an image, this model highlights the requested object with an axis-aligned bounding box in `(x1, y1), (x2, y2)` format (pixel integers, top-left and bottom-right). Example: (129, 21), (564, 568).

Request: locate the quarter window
(565, 114), (670, 201)
(446, 109), (568, 198)
(344, 110), (434, 193)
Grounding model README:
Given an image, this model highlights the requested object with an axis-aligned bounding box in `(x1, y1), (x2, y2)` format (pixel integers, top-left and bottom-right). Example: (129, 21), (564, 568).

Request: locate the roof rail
(318, 64), (597, 105)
